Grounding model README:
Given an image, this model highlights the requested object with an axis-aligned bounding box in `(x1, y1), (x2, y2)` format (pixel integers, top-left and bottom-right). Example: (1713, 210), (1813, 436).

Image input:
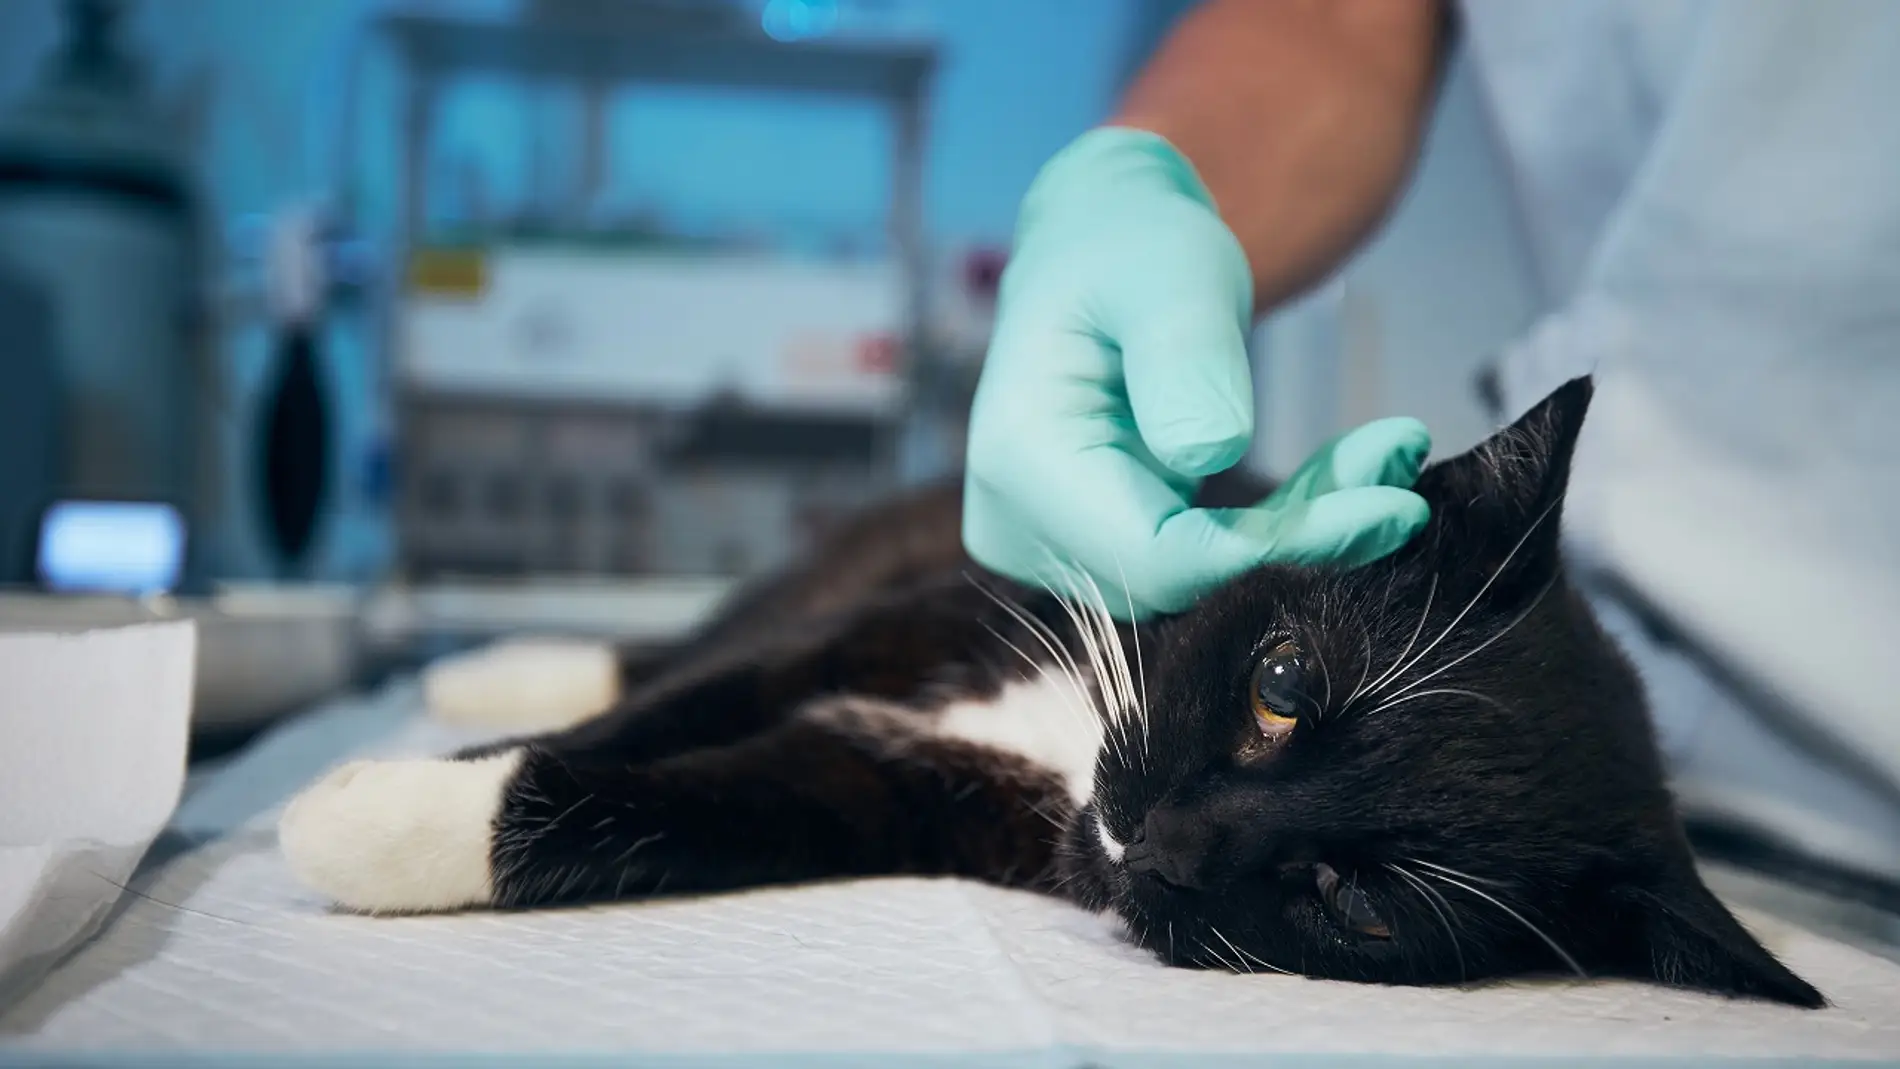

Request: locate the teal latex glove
(963, 128), (1432, 618)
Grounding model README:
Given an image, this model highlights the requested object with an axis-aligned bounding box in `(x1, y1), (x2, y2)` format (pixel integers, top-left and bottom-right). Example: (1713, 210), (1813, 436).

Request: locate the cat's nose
(1123, 807), (1213, 890)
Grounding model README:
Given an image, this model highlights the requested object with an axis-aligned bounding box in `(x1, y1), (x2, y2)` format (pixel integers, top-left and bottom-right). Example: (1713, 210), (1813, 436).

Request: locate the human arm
(963, 0), (1449, 616)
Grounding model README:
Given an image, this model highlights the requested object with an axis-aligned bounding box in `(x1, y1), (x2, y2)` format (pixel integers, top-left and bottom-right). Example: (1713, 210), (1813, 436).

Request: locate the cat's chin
(1099, 896), (1233, 972)
(1052, 807), (1119, 911)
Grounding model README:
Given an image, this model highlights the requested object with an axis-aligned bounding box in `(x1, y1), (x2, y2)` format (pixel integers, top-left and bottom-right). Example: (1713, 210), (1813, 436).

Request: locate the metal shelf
(382, 14), (935, 99)
(373, 9), (938, 317)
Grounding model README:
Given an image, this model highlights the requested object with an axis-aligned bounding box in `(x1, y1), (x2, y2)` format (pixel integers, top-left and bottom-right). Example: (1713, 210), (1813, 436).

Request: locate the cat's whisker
(1385, 862), (1466, 981)
(977, 620), (1100, 743)
(1407, 869), (1467, 942)
(1226, 934), (1293, 976)
(1312, 635), (1336, 718)
(1042, 560), (1140, 769)
(1207, 925), (1289, 976)
(1081, 574), (1137, 721)
(1043, 869), (1087, 897)
(1039, 569), (1106, 695)
(983, 578), (1110, 747)
(610, 832), (665, 869)
(1418, 867), (1586, 977)
(1072, 563), (1146, 764)
(1058, 562), (1127, 720)
(1020, 795), (1067, 832)
(1366, 687), (1515, 718)
(1407, 858), (1508, 889)
(1357, 573), (1437, 708)
(1370, 577), (1557, 713)
(1196, 936), (1243, 974)
(1247, 953), (1293, 977)
(1363, 497), (1560, 704)
(1295, 690), (1326, 721)
(977, 621), (1050, 685)
(1411, 872), (1466, 931)
(1108, 554), (1152, 762)
(967, 576), (1108, 751)
(970, 585), (1097, 732)
(1041, 567), (1129, 758)
(1342, 628), (1376, 714)
(1208, 927), (1254, 974)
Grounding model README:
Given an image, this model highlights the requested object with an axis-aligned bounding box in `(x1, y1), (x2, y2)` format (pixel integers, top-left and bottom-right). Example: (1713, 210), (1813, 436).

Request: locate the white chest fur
(931, 674), (1106, 805)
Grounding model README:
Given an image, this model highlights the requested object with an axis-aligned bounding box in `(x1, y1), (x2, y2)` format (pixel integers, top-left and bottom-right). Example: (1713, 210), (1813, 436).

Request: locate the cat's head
(1064, 377), (1823, 1007)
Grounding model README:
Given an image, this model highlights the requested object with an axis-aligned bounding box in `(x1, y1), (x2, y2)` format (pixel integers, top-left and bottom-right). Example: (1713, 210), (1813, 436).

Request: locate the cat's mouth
(1071, 809), (1211, 958)
(1106, 889), (1256, 972)
(1093, 812), (1127, 862)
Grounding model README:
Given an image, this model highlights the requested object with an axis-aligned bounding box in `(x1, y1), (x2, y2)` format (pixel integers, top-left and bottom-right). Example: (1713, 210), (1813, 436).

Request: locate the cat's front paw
(422, 639), (619, 732)
(278, 753), (521, 913)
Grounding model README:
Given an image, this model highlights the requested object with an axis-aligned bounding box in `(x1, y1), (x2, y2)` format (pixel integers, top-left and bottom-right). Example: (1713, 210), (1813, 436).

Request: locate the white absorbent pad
(3, 681), (1898, 1067)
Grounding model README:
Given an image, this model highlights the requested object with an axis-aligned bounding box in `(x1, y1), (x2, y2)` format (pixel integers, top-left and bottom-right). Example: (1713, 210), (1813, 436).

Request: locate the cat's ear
(1407, 376), (1593, 603)
(1600, 859), (1825, 1008)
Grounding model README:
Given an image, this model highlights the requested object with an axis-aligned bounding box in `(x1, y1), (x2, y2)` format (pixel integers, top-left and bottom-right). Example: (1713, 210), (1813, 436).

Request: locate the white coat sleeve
(1490, 0), (1900, 794)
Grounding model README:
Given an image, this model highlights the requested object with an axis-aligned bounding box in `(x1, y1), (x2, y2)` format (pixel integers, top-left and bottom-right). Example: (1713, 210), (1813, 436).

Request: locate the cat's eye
(1316, 862), (1390, 939)
(1250, 639), (1308, 736)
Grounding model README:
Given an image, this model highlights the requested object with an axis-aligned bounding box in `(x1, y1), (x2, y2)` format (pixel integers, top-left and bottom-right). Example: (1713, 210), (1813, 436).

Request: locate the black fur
(460, 378), (1823, 1008)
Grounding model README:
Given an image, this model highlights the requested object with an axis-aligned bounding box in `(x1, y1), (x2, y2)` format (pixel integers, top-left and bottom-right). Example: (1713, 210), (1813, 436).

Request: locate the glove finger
(1271, 417), (1432, 504)
(1159, 485), (1430, 575)
(1108, 222), (1256, 480)
(965, 436), (1214, 619)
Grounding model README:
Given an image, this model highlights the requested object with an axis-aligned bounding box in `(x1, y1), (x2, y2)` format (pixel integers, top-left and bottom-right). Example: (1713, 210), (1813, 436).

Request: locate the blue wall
(1, 0), (1140, 248)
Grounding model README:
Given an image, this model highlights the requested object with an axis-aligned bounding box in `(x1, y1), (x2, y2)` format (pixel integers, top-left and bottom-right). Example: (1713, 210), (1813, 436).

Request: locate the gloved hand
(963, 127), (1432, 618)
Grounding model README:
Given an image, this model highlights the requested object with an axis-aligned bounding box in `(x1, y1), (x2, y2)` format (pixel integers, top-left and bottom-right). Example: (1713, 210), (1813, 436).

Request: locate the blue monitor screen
(36, 501), (187, 596)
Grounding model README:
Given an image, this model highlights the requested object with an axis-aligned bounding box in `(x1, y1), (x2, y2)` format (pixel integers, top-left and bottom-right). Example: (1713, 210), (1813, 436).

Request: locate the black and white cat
(279, 378), (1823, 1007)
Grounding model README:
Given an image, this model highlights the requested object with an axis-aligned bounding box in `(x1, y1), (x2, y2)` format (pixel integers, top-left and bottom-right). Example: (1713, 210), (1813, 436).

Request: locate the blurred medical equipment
(199, 200), (392, 587)
(353, 3), (939, 582)
(0, 1), (376, 730)
(34, 500), (186, 595)
(0, 272), (60, 588)
(0, 0), (211, 590)
(255, 207), (335, 577)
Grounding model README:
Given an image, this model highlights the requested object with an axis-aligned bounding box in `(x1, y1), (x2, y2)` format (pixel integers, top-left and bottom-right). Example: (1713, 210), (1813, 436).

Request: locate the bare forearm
(1115, 0), (1446, 310)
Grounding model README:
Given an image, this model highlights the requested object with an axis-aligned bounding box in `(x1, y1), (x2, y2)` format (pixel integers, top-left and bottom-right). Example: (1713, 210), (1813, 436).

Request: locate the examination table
(3, 670), (1899, 1067)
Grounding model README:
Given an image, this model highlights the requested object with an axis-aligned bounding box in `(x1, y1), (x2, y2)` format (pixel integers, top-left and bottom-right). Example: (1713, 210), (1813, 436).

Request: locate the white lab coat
(1459, 0), (1900, 877)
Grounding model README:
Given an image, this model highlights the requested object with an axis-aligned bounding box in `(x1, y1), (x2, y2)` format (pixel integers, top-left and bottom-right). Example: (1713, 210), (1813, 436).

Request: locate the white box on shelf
(399, 247), (907, 416)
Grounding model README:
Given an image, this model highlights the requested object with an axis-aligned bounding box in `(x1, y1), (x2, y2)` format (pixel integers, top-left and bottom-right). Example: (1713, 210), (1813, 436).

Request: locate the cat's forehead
(1171, 560), (1425, 651)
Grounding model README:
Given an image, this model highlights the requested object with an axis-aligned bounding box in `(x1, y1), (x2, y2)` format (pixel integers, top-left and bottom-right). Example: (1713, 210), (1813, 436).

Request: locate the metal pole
(889, 86), (931, 484)
(578, 77), (608, 225)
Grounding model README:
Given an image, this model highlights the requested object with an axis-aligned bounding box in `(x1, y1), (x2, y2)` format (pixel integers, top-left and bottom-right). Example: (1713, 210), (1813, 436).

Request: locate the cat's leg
(279, 703), (1073, 913)
(423, 638), (623, 732)
(282, 575), (1096, 912)
(403, 579), (1007, 779)
(423, 482), (968, 733)
(517, 576), (1054, 767)
(421, 635), (704, 734)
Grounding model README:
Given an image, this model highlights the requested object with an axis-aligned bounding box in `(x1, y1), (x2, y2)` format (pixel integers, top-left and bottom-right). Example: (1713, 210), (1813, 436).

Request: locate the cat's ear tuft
(1407, 376), (1593, 600)
(1604, 863), (1825, 1008)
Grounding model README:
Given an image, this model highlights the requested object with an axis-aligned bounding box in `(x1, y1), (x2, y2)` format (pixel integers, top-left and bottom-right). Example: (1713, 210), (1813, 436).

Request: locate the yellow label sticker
(408, 248), (488, 297)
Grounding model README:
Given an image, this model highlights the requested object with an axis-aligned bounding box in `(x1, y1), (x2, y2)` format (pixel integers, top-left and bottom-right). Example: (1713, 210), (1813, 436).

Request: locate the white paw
(422, 639), (619, 732)
(278, 752), (521, 913)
